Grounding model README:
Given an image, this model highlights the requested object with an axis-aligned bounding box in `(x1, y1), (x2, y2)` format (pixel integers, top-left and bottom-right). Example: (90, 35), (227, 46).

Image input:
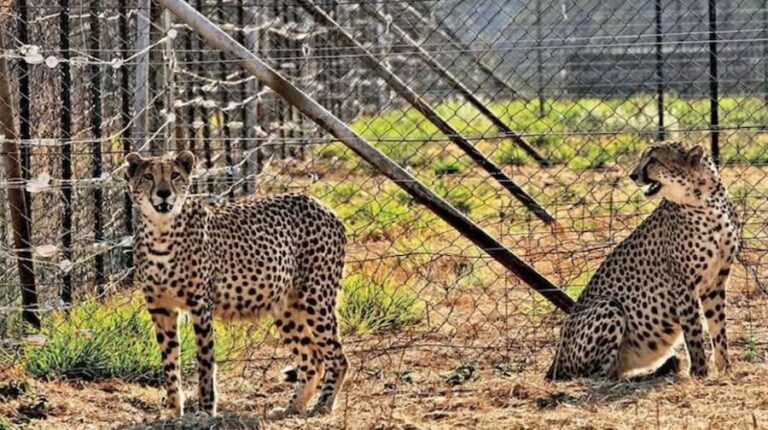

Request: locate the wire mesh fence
(2, 0), (768, 427)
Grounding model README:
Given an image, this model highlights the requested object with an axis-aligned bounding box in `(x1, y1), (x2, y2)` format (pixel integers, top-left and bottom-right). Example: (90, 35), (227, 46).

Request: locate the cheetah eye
(171, 172), (181, 180)
(143, 173), (153, 181)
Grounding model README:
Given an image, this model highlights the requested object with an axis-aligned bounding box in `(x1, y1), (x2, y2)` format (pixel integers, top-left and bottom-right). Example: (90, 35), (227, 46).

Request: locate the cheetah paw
(308, 402), (333, 417)
(267, 406), (299, 420)
(690, 367), (709, 379)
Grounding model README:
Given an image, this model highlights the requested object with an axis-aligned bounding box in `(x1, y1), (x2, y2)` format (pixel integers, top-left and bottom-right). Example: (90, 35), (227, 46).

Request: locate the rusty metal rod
(156, 0), (573, 312)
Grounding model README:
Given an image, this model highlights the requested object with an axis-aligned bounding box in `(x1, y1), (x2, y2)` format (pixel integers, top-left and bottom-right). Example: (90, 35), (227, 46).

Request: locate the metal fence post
(535, 0), (545, 119)
(59, 0), (73, 305)
(89, 0), (105, 292)
(16, 0), (31, 196)
(655, 0), (666, 142)
(118, 0), (134, 272)
(708, 0), (720, 164)
(195, 0), (213, 194)
(134, 0), (151, 151)
(216, 0), (234, 199)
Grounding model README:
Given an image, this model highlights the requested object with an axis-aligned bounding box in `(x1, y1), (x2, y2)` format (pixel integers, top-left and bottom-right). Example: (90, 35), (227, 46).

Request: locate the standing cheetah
(546, 142), (740, 380)
(125, 151), (348, 418)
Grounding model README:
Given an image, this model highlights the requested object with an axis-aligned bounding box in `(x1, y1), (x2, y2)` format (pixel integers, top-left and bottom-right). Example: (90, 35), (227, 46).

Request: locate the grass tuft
(23, 299), (196, 385)
(433, 157), (467, 176)
(339, 274), (423, 334)
(444, 361), (478, 386)
(21, 297), (258, 385)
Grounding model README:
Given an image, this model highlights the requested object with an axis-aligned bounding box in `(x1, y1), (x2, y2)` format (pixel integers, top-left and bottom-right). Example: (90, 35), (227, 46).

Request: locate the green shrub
(339, 274), (423, 334)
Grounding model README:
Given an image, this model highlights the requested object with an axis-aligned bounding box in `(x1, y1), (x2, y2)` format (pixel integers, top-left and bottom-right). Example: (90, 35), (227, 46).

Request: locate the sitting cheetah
(546, 142), (740, 380)
(125, 151), (348, 418)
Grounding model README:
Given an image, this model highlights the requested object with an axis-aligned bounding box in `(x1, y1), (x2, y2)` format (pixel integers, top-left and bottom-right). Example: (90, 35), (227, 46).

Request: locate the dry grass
(3, 342), (768, 429)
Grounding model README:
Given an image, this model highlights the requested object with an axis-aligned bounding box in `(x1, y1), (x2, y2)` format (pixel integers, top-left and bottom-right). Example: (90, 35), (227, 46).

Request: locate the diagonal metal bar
(297, 0), (554, 224)
(359, 1), (550, 167)
(155, 0), (574, 313)
(399, 1), (521, 99)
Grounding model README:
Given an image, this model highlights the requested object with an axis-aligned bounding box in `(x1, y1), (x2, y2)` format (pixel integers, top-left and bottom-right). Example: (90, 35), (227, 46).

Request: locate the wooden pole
(297, 0), (554, 224)
(155, 0), (573, 312)
(359, 2), (550, 167)
(0, 1), (40, 328)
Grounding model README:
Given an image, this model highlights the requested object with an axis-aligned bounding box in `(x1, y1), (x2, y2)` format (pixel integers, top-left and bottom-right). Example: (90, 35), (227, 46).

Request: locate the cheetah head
(124, 151), (195, 221)
(629, 142), (718, 205)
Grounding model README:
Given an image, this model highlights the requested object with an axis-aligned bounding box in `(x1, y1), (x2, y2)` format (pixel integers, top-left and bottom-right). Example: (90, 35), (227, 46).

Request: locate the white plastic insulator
(45, 56), (59, 68)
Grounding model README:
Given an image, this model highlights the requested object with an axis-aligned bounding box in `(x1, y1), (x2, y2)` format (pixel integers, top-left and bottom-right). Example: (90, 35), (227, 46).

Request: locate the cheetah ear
(175, 150), (195, 175)
(125, 152), (146, 180)
(686, 145), (705, 165)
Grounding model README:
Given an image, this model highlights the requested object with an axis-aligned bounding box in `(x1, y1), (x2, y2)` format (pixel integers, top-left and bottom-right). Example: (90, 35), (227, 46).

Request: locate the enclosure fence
(2, 0), (768, 411)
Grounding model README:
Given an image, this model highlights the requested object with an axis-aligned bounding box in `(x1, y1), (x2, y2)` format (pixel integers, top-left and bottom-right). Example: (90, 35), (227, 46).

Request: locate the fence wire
(2, 0), (768, 427)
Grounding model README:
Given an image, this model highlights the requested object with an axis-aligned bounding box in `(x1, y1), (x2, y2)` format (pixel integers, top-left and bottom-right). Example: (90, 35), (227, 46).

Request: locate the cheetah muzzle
(547, 142), (741, 381)
(125, 151), (349, 419)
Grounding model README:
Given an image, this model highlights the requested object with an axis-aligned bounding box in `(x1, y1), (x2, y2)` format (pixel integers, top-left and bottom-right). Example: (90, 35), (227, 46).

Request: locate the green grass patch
(339, 274), (423, 334)
(496, 143), (527, 166)
(340, 95), (768, 172)
(23, 299), (196, 384)
(433, 156), (468, 176)
(21, 298), (256, 385)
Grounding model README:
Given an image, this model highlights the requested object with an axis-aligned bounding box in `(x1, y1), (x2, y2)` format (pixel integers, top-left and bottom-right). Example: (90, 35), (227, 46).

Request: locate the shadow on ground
(115, 412), (261, 430)
(536, 375), (676, 409)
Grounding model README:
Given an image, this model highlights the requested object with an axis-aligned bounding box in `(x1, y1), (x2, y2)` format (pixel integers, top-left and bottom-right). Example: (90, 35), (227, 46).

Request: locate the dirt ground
(3, 360), (768, 429)
(3, 327), (768, 430)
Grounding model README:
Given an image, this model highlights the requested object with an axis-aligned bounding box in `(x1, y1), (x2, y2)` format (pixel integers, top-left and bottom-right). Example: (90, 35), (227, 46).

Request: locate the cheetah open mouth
(644, 181), (662, 197)
(153, 202), (173, 213)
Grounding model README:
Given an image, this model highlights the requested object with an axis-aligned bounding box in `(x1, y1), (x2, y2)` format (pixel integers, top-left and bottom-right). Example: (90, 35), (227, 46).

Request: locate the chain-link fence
(2, 0), (768, 427)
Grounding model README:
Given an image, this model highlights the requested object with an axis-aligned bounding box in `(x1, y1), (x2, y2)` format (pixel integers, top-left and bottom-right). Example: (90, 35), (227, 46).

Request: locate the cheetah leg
(149, 308), (184, 416)
(701, 267), (730, 372)
(309, 311), (348, 416)
(190, 303), (218, 416)
(675, 284), (709, 377)
(269, 311), (323, 419)
(547, 299), (625, 380)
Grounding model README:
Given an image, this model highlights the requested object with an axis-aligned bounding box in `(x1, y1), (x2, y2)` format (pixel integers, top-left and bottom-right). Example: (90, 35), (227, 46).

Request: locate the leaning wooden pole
(359, 2), (550, 167)
(0, 4), (40, 328)
(297, 0), (554, 224)
(155, 0), (574, 312)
